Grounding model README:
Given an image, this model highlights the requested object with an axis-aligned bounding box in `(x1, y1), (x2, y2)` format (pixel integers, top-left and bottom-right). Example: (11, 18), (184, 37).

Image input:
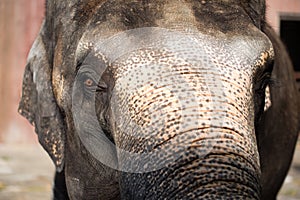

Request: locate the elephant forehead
(105, 30), (273, 87)
(77, 27), (273, 70)
(106, 29), (272, 132)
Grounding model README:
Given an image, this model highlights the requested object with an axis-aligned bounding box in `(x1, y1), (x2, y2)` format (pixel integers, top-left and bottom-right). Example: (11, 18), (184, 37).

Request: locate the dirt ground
(0, 144), (53, 200)
(278, 140), (300, 200)
(0, 141), (300, 200)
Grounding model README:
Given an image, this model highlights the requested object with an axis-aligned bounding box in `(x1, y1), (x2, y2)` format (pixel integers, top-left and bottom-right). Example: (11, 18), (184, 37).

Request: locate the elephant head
(19, 0), (300, 199)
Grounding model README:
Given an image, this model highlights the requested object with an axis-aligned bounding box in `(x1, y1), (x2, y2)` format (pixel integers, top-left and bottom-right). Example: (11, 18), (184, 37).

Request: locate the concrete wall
(0, 0), (44, 143)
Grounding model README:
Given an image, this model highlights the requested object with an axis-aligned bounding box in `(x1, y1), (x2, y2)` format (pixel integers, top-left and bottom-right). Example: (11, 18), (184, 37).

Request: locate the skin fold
(19, 0), (300, 199)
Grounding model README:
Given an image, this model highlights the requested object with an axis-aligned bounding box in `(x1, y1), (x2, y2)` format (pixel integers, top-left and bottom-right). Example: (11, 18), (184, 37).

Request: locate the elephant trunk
(112, 109), (260, 199)
(112, 107), (261, 198)
(108, 36), (263, 199)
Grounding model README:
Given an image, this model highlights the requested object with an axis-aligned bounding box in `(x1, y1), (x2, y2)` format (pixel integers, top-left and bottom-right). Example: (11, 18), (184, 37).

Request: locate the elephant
(18, 0), (300, 199)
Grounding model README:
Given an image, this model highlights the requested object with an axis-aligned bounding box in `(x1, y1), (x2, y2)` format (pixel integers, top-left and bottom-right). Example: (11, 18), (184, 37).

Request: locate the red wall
(266, 0), (300, 33)
(0, 0), (45, 143)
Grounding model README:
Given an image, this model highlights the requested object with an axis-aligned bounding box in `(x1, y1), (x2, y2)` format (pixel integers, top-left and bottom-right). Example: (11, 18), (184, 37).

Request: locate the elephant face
(70, 27), (273, 199)
(19, 0), (300, 199)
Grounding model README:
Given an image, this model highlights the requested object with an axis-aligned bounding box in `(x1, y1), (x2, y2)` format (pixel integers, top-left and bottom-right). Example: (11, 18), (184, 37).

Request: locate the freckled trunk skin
(113, 104), (261, 199)
(117, 130), (261, 199)
(108, 36), (266, 198)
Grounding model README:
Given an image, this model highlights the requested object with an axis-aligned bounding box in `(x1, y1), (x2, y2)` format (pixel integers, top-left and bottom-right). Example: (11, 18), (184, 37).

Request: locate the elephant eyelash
(253, 73), (275, 93)
(261, 70), (279, 89)
(255, 77), (279, 97)
(264, 77), (278, 88)
(96, 76), (108, 93)
(96, 83), (108, 92)
(254, 59), (276, 92)
(260, 73), (272, 88)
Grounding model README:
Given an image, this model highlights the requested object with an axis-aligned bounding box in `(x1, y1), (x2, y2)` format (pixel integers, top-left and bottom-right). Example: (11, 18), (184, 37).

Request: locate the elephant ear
(257, 23), (300, 199)
(18, 27), (65, 172)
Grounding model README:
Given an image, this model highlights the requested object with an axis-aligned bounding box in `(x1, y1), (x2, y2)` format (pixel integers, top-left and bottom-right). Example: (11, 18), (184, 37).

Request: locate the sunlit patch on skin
(252, 50), (274, 75)
(264, 86), (271, 111)
(127, 84), (181, 128)
(52, 72), (65, 106)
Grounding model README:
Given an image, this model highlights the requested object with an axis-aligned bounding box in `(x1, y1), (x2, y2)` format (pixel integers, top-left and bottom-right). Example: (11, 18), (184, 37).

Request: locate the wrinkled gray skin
(19, 0), (300, 199)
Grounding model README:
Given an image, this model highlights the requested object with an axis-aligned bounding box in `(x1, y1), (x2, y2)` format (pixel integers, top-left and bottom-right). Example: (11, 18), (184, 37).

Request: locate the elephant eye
(77, 65), (108, 96)
(81, 74), (108, 94)
(78, 74), (98, 98)
(81, 74), (97, 89)
(84, 77), (96, 87)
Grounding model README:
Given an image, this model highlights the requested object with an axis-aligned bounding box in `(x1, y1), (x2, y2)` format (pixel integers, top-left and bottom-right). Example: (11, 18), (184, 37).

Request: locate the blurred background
(0, 0), (299, 199)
